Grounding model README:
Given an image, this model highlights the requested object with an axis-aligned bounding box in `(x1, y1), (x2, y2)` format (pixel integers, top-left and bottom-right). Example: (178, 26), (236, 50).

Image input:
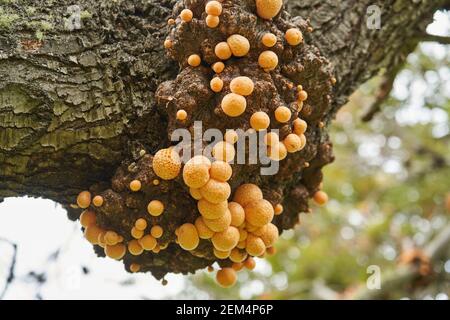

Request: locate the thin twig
(421, 34), (450, 45)
(0, 238), (17, 300)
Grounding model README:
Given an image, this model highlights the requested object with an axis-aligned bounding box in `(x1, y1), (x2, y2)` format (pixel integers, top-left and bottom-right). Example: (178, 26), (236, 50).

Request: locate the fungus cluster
(72, 0), (334, 288)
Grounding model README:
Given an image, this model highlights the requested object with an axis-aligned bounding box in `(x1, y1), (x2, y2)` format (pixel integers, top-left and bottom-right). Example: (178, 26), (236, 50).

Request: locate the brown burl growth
(73, 0), (335, 286)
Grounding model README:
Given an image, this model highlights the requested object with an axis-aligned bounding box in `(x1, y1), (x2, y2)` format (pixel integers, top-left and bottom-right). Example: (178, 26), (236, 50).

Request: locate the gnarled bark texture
(1, 0), (449, 279)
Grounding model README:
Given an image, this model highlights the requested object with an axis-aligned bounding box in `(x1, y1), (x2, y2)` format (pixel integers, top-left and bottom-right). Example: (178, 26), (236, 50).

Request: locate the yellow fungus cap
(212, 141), (236, 162)
(227, 34), (250, 57)
(215, 42), (232, 60)
(200, 179), (231, 204)
(180, 9), (193, 22)
(183, 156), (211, 188)
(135, 218), (148, 231)
(274, 203), (283, 215)
(313, 190), (328, 205)
(230, 248), (248, 263)
(246, 234), (266, 257)
(244, 257), (256, 270)
(267, 142), (287, 161)
(129, 180), (142, 192)
(131, 227), (144, 239)
(211, 226), (240, 251)
(285, 28), (303, 46)
(105, 244), (126, 260)
(244, 199), (275, 227)
(228, 201), (245, 227)
(147, 200), (164, 216)
(264, 132), (279, 146)
(176, 109), (188, 121)
(152, 148), (181, 180)
(210, 161), (232, 182)
(233, 183), (263, 207)
(212, 62), (225, 73)
(195, 216), (215, 239)
(230, 76), (254, 96)
(216, 268), (237, 288)
(213, 248), (231, 259)
(80, 210), (96, 228)
(84, 225), (103, 245)
(258, 50), (278, 71)
(284, 133), (302, 153)
(210, 77), (224, 92)
(77, 191), (91, 209)
(274, 106), (291, 123)
(198, 199), (228, 219)
(262, 33), (277, 47)
(205, 1), (222, 15)
(150, 225), (163, 238)
(92, 195), (103, 207)
(177, 223), (200, 251)
(130, 263), (141, 273)
(293, 118), (307, 135)
(203, 209), (232, 232)
(139, 235), (157, 251)
(221, 93), (247, 117)
(258, 223), (279, 247)
(188, 54), (201, 67)
(128, 239), (144, 255)
(206, 15), (220, 28)
(256, 0), (283, 20)
(189, 187), (203, 200)
(250, 111), (270, 131)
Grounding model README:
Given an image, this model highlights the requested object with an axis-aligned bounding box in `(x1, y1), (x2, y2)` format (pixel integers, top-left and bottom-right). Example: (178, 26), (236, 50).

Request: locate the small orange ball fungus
(152, 244), (161, 253)
(84, 225), (103, 244)
(206, 15), (220, 28)
(258, 51), (278, 71)
(131, 227), (144, 239)
(198, 199), (228, 219)
(180, 9), (193, 22)
(244, 199), (275, 227)
(130, 263), (141, 273)
(212, 61), (225, 73)
(246, 234), (266, 257)
(258, 223), (279, 247)
(256, 0), (283, 20)
(264, 131), (279, 146)
(313, 190), (329, 205)
(195, 217), (215, 239)
(203, 209), (232, 232)
(293, 118), (307, 135)
(228, 201), (245, 227)
(167, 18), (175, 25)
(262, 33), (277, 47)
(80, 210), (96, 228)
(233, 183), (263, 207)
(92, 195), (103, 207)
(210, 161), (232, 182)
(224, 130), (238, 144)
(205, 1), (222, 16)
(164, 39), (172, 49)
(152, 148), (181, 180)
(213, 248), (231, 259)
(274, 203), (283, 215)
(230, 248), (248, 263)
(210, 77), (224, 92)
(212, 141), (236, 162)
(105, 231), (120, 245)
(183, 156), (211, 188)
(221, 93), (247, 117)
(176, 109), (188, 121)
(266, 246), (276, 255)
(298, 90), (308, 101)
(216, 268), (237, 288)
(227, 34), (250, 57)
(274, 106), (291, 123)
(212, 226), (240, 251)
(77, 191), (91, 209)
(188, 54), (201, 67)
(230, 76), (254, 96)
(105, 244), (126, 260)
(267, 142), (287, 161)
(239, 228), (248, 242)
(190, 187), (203, 200)
(150, 225), (163, 238)
(244, 257), (256, 270)
(129, 180), (141, 192)
(283, 133), (303, 153)
(139, 235), (157, 251)
(200, 179), (231, 204)
(147, 200), (164, 216)
(215, 42), (232, 60)
(250, 111), (270, 131)
(285, 28), (303, 46)
(135, 218), (148, 231)
(232, 262), (244, 271)
(128, 240), (144, 256)
(153, 179), (160, 186)
(177, 223), (200, 251)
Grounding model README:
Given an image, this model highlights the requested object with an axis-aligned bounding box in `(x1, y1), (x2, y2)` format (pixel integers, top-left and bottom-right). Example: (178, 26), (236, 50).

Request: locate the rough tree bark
(1, 0), (449, 278)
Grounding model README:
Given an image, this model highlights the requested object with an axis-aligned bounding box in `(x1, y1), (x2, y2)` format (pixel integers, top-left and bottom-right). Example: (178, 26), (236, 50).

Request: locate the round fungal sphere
(258, 51), (278, 71)
(200, 179), (231, 204)
(262, 33), (277, 47)
(84, 225), (103, 244)
(177, 223), (200, 251)
(147, 200), (164, 216)
(153, 179), (160, 186)
(233, 184), (263, 207)
(130, 263), (140, 273)
(284, 133), (303, 153)
(92, 195), (103, 207)
(77, 191), (91, 209)
(210, 77), (224, 92)
(313, 191), (328, 205)
(266, 246), (276, 255)
(274, 203), (283, 215)
(274, 106), (291, 123)
(213, 248), (231, 259)
(230, 248), (248, 263)
(128, 240), (144, 256)
(221, 93), (246, 117)
(198, 199), (228, 219)
(237, 240), (246, 249)
(210, 161), (232, 182)
(80, 210), (96, 228)
(195, 217), (214, 239)
(183, 157), (211, 189)
(105, 244), (126, 260)
(230, 76), (254, 96)
(205, 1), (222, 15)
(285, 28), (303, 46)
(180, 9), (193, 22)
(152, 245), (161, 253)
(250, 111), (270, 131)
(135, 218), (147, 231)
(105, 231), (120, 245)
(190, 188), (203, 200)
(212, 141), (235, 162)
(244, 257), (256, 270)
(176, 109), (188, 121)
(152, 148), (181, 180)
(264, 131), (279, 146)
(206, 14), (220, 28)
(139, 235), (157, 251)
(244, 199), (275, 227)
(212, 62), (225, 73)
(267, 142), (287, 161)
(246, 234), (266, 257)
(228, 202), (245, 227)
(203, 209), (232, 232)
(129, 180), (141, 192)
(188, 54), (201, 67)
(258, 223), (279, 247)
(256, 0), (283, 20)
(224, 130), (238, 144)
(227, 35), (250, 57)
(215, 42), (232, 60)
(211, 226), (240, 251)
(216, 268), (237, 288)
(150, 225), (163, 238)
(239, 228), (248, 242)
(232, 262), (244, 271)
(298, 90), (308, 102)
(299, 134), (307, 149)
(131, 227), (144, 239)
(293, 118), (307, 135)
(164, 39), (172, 49)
